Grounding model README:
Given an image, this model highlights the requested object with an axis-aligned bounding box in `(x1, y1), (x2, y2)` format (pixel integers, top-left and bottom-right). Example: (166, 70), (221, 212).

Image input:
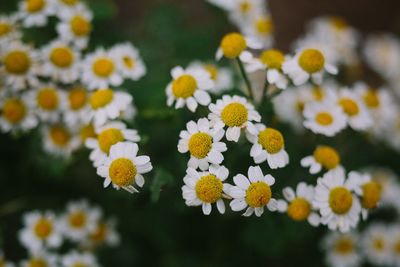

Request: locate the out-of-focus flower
(61, 251), (99, 267)
(110, 42), (147, 81)
(301, 145), (342, 174)
(361, 224), (392, 266)
(42, 124), (80, 157)
(322, 232), (361, 267)
(17, 0), (55, 27)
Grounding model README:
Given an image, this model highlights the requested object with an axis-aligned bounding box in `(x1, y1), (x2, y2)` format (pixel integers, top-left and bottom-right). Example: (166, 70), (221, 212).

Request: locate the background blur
(1, 0), (400, 266)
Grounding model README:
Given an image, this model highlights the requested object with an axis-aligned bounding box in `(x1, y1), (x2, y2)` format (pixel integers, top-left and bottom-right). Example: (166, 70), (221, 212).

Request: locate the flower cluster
(0, 199), (119, 267)
(0, 0), (152, 194)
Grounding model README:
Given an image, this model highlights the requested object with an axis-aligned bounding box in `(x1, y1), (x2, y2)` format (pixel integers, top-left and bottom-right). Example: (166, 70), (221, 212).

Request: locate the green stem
(259, 77), (269, 107)
(236, 58), (254, 101)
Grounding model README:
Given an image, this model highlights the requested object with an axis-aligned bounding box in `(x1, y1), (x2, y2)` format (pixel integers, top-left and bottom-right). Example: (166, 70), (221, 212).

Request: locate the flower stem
(236, 57), (254, 101)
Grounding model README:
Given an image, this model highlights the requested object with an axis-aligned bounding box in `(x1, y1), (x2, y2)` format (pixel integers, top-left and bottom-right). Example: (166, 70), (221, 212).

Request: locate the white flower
(63, 85), (91, 127)
(18, 0), (55, 27)
(282, 47), (338, 86)
(40, 39), (81, 83)
(182, 165), (230, 215)
(303, 101), (347, 137)
(166, 66), (213, 112)
(20, 251), (58, 267)
(0, 14), (21, 47)
(216, 32), (262, 60)
(54, 0), (82, 17)
(246, 123), (289, 169)
(361, 224), (392, 266)
(178, 118), (227, 171)
(301, 145), (342, 174)
(96, 142), (152, 193)
(19, 211), (63, 252)
(313, 168), (361, 232)
(110, 42), (146, 81)
(227, 166), (277, 217)
(322, 232), (361, 267)
(277, 182), (320, 226)
(86, 217), (120, 247)
(61, 251), (99, 267)
(86, 121), (140, 167)
(42, 124), (80, 157)
(239, 15), (274, 49)
(208, 95), (261, 142)
(87, 88), (132, 127)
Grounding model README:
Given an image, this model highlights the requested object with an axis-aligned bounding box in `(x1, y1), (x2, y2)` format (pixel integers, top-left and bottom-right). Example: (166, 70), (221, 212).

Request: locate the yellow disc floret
(362, 181), (381, 209)
(50, 47), (74, 68)
(298, 49), (325, 74)
(221, 102), (248, 127)
(312, 86), (325, 101)
(287, 198), (311, 221)
(334, 238), (354, 255)
(373, 237), (385, 251)
(195, 174), (223, 203)
(69, 211), (86, 228)
(3, 98), (27, 124)
(4, 51), (31, 74)
(70, 15), (91, 36)
(329, 187), (353, 215)
(72, 263), (87, 267)
(79, 124), (96, 141)
(188, 132), (212, 159)
(37, 88), (59, 111)
(260, 49), (284, 69)
(313, 146), (340, 169)
(90, 222), (107, 243)
(0, 23), (11, 37)
(34, 218), (53, 239)
(68, 87), (87, 110)
(49, 126), (70, 147)
(258, 127), (284, 154)
(239, 0), (251, 14)
(26, 0), (45, 13)
(28, 258), (48, 267)
(171, 74), (197, 99)
(97, 128), (124, 153)
(108, 158), (137, 187)
(90, 89), (114, 109)
(220, 33), (247, 59)
(61, 0), (78, 5)
(363, 89), (380, 108)
(245, 181), (271, 208)
(255, 17), (273, 35)
(339, 98), (359, 116)
(315, 112), (333, 126)
(92, 58), (114, 77)
(204, 64), (218, 81)
(123, 56), (135, 69)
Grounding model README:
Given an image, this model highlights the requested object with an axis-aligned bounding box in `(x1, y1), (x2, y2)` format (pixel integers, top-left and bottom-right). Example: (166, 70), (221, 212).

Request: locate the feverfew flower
(216, 32), (262, 60)
(42, 124), (80, 157)
(240, 15), (274, 48)
(110, 42), (146, 81)
(21, 251), (58, 267)
(18, 0), (55, 27)
(61, 251), (99, 267)
(63, 85), (91, 127)
(322, 232), (361, 267)
(87, 217), (120, 247)
(301, 145), (342, 174)
(0, 15), (21, 47)
(182, 165), (230, 215)
(361, 224), (392, 266)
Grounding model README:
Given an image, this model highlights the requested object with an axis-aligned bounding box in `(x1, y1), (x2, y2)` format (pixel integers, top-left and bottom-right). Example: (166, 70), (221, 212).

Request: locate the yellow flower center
(171, 74), (197, 99)
(195, 174), (223, 203)
(220, 33), (247, 59)
(373, 237), (385, 251)
(335, 238), (354, 255)
(49, 126), (70, 147)
(92, 58), (115, 77)
(362, 182), (382, 209)
(90, 222), (107, 243)
(245, 181), (271, 208)
(330, 17), (348, 31)
(79, 124), (96, 141)
(312, 86), (325, 101)
(298, 49), (325, 74)
(50, 47), (74, 68)
(34, 218), (53, 239)
(97, 128), (124, 153)
(28, 258), (48, 267)
(70, 15), (91, 36)
(123, 56), (135, 69)
(204, 64), (218, 80)
(89, 89), (114, 109)
(287, 197), (311, 221)
(313, 146), (340, 169)
(255, 17), (273, 35)
(260, 49), (284, 69)
(3, 99), (27, 124)
(315, 112), (333, 126)
(4, 51), (31, 74)
(339, 98), (359, 116)
(363, 89), (380, 108)
(296, 101), (305, 112)
(221, 102), (248, 127)
(26, 0), (45, 13)
(68, 87), (87, 110)
(72, 263), (87, 267)
(394, 240), (400, 255)
(61, 0), (78, 5)
(329, 187), (353, 215)
(188, 132), (212, 159)
(258, 128), (284, 154)
(108, 158), (137, 187)
(37, 88), (59, 111)
(0, 23), (11, 37)
(239, 0), (251, 14)
(69, 211), (86, 228)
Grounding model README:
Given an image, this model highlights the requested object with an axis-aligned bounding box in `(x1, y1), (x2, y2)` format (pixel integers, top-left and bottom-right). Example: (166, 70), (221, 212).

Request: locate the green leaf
(149, 168), (174, 203)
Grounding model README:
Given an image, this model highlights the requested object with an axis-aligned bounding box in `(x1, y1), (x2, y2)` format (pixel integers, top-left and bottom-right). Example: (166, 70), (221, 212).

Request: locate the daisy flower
(0, 41), (40, 91)
(313, 168), (361, 232)
(78, 123), (96, 145)
(228, 166), (277, 217)
(0, 14), (21, 47)
(246, 123), (289, 169)
(82, 48), (123, 90)
(19, 210), (63, 252)
(225, 0), (267, 27)
(61, 251), (99, 267)
(282, 47), (338, 86)
(303, 101), (347, 137)
(60, 199), (101, 242)
(54, 0), (82, 17)
(208, 95), (261, 142)
(85, 121), (140, 167)
(0, 94), (38, 133)
(182, 165), (230, 215)
(21, 251), (58, 267)
(87, 217), (120, 247)
(96, 142), (152, 193)
(42, 124), (80, 157)
(322, 232), (361, 267)
(63, 85), (90, 127)
(87, 88), (132, 127)
(301, 145), (342, 174)
(216, 32), (262, 60)
(240, 14), (274, 48)
(0, 251), (14, 267)
(40, 39), (81, 83)
(361, 224), (392, 266)
(18, 0), (55, 27)
(178, 118), (227, 171)
(366, 167), (400, 209)
(110, 42), (146, 81)
(166, 66), (213, 112)
(277, 182), (320, 226)
(56, 3), (92, 49)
